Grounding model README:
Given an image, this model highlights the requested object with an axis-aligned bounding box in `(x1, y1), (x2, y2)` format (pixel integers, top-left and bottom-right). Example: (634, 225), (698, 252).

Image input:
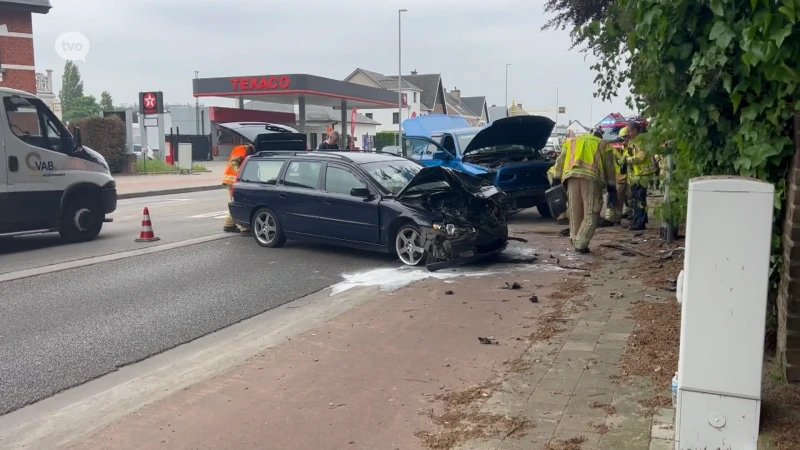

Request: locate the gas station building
(192, 73), (398, 155)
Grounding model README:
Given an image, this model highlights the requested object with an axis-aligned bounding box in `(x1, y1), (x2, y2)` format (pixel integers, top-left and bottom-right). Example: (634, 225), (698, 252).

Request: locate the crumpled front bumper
(421, 227), (508, 272)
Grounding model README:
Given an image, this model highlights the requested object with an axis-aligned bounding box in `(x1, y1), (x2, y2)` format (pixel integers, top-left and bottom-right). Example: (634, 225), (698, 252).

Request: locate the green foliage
(580, 0), (800, 288)
(63, 95), (101, 124)
(70, 116), (127, 173)
(99, 91), (114, 111)
(136, 159), (207, 173)
(58, 61), (83, 115)
(375, 132), (397, 150)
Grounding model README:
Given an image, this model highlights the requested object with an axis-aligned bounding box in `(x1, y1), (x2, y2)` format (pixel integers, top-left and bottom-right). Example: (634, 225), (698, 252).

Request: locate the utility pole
(555, 87), (560, 128)
(505, 63), (511, 113)
(398, 8), (407, 145)
(194, 70), (200, 134)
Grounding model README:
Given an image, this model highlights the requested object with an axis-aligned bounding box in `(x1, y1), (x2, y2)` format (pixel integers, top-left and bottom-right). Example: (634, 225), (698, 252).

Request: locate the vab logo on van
(25, 152), (55, 171)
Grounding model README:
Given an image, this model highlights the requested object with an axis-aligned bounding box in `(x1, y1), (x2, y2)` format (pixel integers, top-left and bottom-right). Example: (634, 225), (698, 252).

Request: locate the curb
(118, 184), (225, 200)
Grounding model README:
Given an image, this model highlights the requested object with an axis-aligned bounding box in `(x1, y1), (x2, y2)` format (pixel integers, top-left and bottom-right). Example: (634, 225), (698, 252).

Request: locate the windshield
(601, 127), (622, 141)
(361, 160), (449, 195)
(456, 133), (477, 151)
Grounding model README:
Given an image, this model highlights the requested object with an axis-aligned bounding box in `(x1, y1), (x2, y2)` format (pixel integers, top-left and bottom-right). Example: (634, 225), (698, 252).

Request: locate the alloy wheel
(254, 211), (277, 245)
(396, 227), (424, 266)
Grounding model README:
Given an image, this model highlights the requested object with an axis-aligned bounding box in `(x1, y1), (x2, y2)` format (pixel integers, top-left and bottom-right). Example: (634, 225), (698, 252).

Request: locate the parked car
(401, 114), (556, 217)
(218, 122), (307, 151)
(228, 151), (510, 271)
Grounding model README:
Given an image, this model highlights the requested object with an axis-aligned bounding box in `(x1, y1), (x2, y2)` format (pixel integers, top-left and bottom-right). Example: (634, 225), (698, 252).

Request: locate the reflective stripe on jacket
(222, 145), (249, 185)
(629, 141), (658, 183)
(559, 135), (606, 185)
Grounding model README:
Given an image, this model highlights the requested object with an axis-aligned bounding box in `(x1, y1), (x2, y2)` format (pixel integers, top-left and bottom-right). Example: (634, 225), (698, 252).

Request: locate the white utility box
(177, 143), (193, 173)
(675, 177), (774, 449)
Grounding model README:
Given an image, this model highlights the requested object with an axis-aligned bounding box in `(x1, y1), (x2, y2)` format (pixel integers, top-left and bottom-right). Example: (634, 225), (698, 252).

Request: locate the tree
(59, 61), (84, 116)
(541, 0), (615, 48)
(63, 95), (101, 124)
(558, 1), (800, 355)
(100, 91), (114, 111)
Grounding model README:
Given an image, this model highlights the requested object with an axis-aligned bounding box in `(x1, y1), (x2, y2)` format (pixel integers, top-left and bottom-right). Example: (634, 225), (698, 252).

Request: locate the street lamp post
(505, 63), (511, 113)
(555, 86), (561, 128)
(398, 8), (407, 145)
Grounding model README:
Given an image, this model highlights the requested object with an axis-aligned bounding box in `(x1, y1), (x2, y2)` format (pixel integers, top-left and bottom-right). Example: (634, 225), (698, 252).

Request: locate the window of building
(413, 92), (417, 103)
(240, 159), (285, 185)
(325, 166), (366, 195)
(284, 161), (322, 189)
(309, 132), (318, 149)
(393, 112), (399, 124)
(365, 113), (373, 119)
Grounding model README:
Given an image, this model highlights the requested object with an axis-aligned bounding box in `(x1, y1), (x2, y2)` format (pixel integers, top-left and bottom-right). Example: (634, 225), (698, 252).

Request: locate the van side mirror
(350, 187), (371, 198)
(73, 127), (83, 151)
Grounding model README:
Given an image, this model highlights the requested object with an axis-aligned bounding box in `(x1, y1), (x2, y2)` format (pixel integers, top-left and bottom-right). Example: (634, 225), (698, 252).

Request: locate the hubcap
(254, 212), (277, 244)
(74, 208), (92, 231)
(396, 228), (424, 266)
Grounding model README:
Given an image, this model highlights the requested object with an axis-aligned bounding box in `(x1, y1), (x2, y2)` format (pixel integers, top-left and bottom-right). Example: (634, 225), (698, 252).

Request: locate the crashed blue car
(401, 114), (556, 217)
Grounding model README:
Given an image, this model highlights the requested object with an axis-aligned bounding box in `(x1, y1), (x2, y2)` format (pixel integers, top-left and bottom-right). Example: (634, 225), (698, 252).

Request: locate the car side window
(240, 159), (284, 184)
(325, 166), (366, 195)
(284, 160), (322, 189)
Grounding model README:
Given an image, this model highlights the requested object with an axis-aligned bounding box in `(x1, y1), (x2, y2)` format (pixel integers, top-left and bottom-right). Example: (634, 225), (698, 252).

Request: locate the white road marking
(188, 211), (228, 219)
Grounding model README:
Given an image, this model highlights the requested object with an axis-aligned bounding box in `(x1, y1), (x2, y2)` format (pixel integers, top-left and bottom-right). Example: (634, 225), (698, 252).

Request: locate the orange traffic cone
(134, 207), (160, 242)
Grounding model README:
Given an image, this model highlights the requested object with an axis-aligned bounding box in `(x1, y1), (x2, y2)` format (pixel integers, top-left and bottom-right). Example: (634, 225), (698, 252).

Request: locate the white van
(0, 87), (116, 242)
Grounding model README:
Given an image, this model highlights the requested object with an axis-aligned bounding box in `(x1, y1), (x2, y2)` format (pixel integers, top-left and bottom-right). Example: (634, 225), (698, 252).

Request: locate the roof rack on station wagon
(254, 151), (353, 162)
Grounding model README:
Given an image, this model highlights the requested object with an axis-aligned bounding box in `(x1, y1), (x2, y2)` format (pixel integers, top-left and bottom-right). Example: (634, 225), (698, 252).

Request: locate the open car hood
(395, 166), (501, 200)
(218, 122), (307, 151)
(463, 115), (555, 155)
(401, 115), (471, 137)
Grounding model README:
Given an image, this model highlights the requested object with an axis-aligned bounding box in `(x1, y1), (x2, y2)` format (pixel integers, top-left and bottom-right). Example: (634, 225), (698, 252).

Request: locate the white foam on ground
(330, 261), (565, 296)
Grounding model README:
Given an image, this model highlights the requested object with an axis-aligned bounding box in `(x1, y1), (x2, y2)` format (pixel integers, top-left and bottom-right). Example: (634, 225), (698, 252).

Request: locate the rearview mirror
(73, 127), (83, 151)
(350, 187), (371, 198)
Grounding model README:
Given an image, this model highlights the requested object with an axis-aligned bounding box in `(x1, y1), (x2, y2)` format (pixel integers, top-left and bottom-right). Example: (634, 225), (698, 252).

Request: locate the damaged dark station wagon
(228, 151), (510, 271)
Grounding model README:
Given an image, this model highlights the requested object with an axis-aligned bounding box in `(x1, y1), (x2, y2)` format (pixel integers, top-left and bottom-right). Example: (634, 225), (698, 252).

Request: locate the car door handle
(323, 199), (332, 204)
(278, 193), (287, 199)
(8, 156), (18, 172)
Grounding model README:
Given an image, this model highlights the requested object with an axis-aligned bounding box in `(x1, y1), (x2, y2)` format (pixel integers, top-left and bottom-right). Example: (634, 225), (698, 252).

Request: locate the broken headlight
(433, 223), (475, 236)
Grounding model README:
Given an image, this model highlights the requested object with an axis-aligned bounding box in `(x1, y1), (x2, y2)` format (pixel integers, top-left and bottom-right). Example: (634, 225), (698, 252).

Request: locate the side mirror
(432, 151), (451, 161)
(350, 187), (372, 198)
(73, 127), (83, 151)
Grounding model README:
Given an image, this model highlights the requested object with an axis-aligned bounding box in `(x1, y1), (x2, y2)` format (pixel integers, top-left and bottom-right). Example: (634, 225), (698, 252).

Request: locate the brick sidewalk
(454, 238), (676, 450)
(63, 225), (678, 450)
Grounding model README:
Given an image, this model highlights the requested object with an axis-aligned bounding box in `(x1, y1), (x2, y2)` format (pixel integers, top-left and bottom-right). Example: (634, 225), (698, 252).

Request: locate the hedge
(375, 131), (397, 150)
(69, 116), (127, 173)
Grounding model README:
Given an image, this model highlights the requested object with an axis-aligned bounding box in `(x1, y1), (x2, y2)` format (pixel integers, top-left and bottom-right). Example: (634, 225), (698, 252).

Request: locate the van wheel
(59, 197), (103, 243)
(536, 202), (553, 219)
(252, 207), (286, 248)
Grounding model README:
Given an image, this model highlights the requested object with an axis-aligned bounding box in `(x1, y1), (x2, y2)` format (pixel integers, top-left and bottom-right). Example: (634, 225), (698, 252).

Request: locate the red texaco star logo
(143, 93), (156, 108)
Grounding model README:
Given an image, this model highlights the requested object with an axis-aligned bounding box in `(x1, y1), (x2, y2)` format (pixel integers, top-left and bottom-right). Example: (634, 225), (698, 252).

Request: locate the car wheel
(58, 196), (104, 243)
(252, 207), (286, 248)
(395, 224), (425, 266)
(536, 202), (553, 219)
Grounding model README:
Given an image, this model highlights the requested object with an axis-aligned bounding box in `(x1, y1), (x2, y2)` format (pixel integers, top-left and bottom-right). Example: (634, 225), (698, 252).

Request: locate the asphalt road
(0, 190), (231, 275)
(0, 237), (395, 415)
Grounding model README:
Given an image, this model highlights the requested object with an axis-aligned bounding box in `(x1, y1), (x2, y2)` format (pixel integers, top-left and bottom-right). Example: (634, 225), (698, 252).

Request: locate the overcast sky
(32, 0), (633, 125)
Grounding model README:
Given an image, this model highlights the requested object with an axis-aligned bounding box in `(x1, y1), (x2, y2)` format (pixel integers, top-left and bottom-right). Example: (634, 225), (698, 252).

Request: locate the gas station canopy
(192, 73), (398, 109)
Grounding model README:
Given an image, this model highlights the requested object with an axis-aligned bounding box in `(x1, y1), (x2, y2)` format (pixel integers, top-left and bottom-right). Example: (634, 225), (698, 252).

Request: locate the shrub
(70, 116), (127, 173)
(375, 131), (397, 150)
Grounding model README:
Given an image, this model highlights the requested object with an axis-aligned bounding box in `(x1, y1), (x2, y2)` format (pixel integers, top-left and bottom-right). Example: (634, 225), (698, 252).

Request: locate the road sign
(139, 91), (164, 115)
(558, 106), (566, 114)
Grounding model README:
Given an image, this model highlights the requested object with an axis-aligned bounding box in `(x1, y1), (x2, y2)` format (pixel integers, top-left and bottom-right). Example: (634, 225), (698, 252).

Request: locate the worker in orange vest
(222, 144), (255, 233)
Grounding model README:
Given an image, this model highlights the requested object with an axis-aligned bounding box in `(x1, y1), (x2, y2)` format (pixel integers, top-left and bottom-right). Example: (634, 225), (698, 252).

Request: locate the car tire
(395, 223), (426, 267)
(536, 202), (553, 219)
(58, 196), (104, 243)
(252, 207), (286, 248)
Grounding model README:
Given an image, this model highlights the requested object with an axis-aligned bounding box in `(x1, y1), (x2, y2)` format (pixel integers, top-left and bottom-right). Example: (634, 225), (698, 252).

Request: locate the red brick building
(0, 0), (51, 93)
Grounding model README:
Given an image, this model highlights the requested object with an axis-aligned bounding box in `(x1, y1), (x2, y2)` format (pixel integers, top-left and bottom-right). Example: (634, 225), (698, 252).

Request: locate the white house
(35, 69), (61, 119)
(344, 68), (426, 135)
